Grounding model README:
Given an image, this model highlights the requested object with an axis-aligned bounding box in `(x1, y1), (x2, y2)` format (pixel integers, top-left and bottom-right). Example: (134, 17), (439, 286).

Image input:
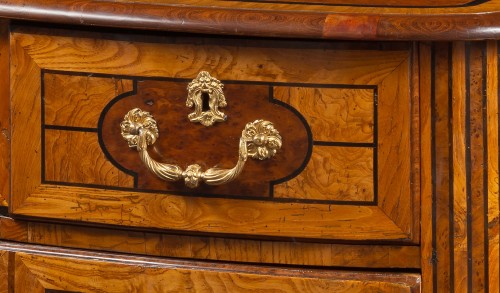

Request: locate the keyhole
(201, 93), (210, 112)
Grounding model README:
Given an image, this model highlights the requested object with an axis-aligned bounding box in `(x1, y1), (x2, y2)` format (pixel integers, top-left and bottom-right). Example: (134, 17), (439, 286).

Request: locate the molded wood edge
(0, 217), (421, 268)
(0, 240), (422, 286)
(0, 0), (498, 40)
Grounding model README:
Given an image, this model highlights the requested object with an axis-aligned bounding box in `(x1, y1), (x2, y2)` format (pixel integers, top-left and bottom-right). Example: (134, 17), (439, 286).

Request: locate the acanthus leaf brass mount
(120, 108), (282, 188)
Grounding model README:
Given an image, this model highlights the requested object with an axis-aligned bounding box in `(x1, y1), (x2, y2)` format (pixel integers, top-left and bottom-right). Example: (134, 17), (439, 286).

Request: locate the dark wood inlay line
(45, 125), (98, 133)
(46, 290), (82, 293)
(41, 70), (46, 183)
(430, 42), (438, 293)
(373, 88), (379, 205)
(42, 69), (377, 90)
(41, 70), (381, 205)
(42, 180), (378, 206)
(313, 141), (374, 147)
(0, 206), (8, 216)
(268, 85), (314, 192)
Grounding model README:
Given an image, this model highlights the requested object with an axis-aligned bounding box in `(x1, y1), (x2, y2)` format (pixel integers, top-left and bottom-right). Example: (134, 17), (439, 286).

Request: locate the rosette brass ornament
(120, 108), (282, 188)
(186, 71), (227, 126)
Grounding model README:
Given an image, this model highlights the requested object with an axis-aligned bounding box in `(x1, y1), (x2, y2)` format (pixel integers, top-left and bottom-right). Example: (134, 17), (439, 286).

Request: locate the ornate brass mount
(120, 108), (282, 188)
(186, 71), (227, 127)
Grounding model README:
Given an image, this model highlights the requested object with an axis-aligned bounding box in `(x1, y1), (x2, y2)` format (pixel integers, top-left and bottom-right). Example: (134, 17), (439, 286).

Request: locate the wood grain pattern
(0, 0), (499, 40)
(230, 0), (481, 6)
(0, 217), (421, 268)
(0, 20), (9, 206)
(377, 57), (414, 236)
(14, 252), (44, 292)
(44, 130), (134, 187)
(101, 80), (308, 197)
(109, 0), (500, 10)
(274, 146), (374, 201)
(16, 185), (410, 241)
(410, 42), (422, 256)
(12, 28), (409, 85)
(469, 42), (487, 292)
(9, 27), (416, 242)
(420, 40), (500, 293)
(121, 0), (482, 4)
(433, 42), (453, 293)
(9, 24), (42, 211)
(0, 216), (28, 242)
(418, 42), (433, 293)
(6, 243), (421, 293)
(44, 73), (134, 128)
(451, 41), (469, 293)
(273, 87), (374, 143)
(452, 42), (470, 292)
(0, 4), (498, 292)
(486, 40), (500, 293)
(373, 14), (500, 41)
(0, 249), (8, 293)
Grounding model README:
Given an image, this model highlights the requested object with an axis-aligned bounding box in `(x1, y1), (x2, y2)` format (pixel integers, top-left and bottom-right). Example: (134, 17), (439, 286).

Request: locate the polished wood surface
(44, 73), (134, 128)
(419, 40), (500, 292)
(11, 27), (409, 83)
(9, 24), (42, 212)
(274, 87), (374, 143)
(0, 216), (421, 269)
(231, 0), (484, 6)
(451, 41), (468, 293)
(377, 57), (415, 238)
(0, 0), (498, 40)
(274, 146), (374, 201)
(0, 248), (8, 293)
(418, 41), (433, 293)
(45, 130), (134, 187)
(469, 42), (487, 292)
(0, 242), (422, 293)
(0, 20), (9, 206)
(9, 27), (418, 242)
(101, 80), (308, 197)
(14, 185), (411, 240)
(0, 7), (498, 292)
(273, 86), (375, 201)
(15, 254), (420, 292)
(486, 40), (500, 293)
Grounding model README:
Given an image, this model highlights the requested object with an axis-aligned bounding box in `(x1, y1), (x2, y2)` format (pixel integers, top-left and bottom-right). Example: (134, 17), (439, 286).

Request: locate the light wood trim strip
(451, 41), (469, 293)
(486, 40), (500, 293)
(419, 42), (433, 293)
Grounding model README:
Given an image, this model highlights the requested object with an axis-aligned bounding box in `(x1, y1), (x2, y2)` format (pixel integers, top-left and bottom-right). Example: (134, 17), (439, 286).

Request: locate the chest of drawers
(0, 1), (499, 292)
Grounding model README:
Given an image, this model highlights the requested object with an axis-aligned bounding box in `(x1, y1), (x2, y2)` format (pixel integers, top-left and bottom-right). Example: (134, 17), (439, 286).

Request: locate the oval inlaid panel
(100, 79), (310, 198)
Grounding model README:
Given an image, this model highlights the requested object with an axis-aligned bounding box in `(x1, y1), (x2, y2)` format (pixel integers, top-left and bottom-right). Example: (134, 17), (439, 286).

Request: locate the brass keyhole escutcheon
(186, 71), (227, 127)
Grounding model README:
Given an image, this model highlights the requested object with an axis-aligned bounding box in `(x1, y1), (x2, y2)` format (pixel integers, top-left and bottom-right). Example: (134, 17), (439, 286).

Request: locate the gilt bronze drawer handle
(120, 108), (282, 188)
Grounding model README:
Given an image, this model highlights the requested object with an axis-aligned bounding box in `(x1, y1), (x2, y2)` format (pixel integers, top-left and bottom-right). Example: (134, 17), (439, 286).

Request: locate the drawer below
(0, 241), (421, 293)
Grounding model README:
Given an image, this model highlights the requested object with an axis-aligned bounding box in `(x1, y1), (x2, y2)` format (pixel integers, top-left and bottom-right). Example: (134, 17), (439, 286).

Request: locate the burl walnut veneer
(0, 0), (498, 292)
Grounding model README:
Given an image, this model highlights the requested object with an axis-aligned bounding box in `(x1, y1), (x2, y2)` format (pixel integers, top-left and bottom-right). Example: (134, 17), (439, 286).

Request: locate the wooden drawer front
(10, 26), (419, 242)
(0, 243), (420, 293)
